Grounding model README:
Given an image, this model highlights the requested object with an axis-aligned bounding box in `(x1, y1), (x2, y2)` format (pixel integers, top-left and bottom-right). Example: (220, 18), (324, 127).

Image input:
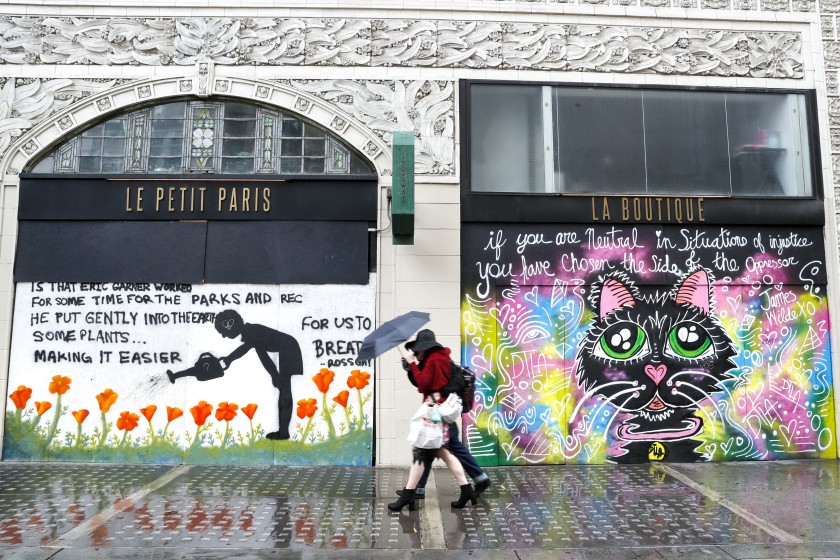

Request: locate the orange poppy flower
(48, 375), (72, 395)
(215, 402), (238, 422)
(35, 401), (52, 416)
(296, 398), (318, 419)
(313, 368), (335, 393)
(72, 410), (90, 425)
(241, 403), (258, 420)
(96, 389), (118, 413)
(348, 370), (371, 390)
(9, 386), (32, 410)
(139, 405), (157, 422)
(333, 390), (350, 408)
(116, 411), (139, 431)
(190, 401), (213, 426)
(166, 406), (184, 422)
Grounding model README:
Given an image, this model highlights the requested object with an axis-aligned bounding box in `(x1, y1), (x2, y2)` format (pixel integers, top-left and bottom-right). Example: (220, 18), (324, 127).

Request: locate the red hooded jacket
(408, 347), (451, 401)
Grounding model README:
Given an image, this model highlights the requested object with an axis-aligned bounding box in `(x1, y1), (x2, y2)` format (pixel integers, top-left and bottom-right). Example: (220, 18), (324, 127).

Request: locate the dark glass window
(470, 84), (813, 197)
(470, 85), (546, 193)
(30, 101), (375, 176)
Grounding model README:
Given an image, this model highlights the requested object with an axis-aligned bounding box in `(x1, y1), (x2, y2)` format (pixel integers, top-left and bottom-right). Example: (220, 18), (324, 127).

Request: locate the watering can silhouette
(167, 353), (225, 383)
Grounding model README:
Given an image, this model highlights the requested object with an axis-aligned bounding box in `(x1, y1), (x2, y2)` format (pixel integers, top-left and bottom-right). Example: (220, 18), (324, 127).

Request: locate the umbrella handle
(398, 346), (417, 363)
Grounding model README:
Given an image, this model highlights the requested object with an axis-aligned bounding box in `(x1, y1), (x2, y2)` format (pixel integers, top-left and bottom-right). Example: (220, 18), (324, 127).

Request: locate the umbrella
(356, 311), (430, 362)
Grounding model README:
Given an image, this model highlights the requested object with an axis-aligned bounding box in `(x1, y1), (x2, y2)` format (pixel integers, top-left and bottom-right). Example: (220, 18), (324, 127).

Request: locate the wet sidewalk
(2, 460), (840, 559)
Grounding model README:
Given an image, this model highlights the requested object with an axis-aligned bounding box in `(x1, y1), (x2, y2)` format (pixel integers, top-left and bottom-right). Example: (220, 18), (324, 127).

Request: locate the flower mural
(313, 369), (336, 438)
(9, 386), (32, 411)
(3, 363), (374, 464)
(3, 283), (375, 466)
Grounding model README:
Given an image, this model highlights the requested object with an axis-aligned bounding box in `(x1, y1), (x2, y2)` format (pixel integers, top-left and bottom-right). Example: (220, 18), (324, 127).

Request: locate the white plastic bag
(438, 392), (463, 423)
(407, 404), (444, 449)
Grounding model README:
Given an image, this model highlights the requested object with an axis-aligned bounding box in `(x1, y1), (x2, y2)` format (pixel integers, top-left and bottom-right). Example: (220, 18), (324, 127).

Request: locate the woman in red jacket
(388, 329), (477, 512)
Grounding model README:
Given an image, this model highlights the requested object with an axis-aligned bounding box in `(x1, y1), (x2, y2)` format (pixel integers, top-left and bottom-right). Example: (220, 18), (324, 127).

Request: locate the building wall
(0, 1), (835, 465)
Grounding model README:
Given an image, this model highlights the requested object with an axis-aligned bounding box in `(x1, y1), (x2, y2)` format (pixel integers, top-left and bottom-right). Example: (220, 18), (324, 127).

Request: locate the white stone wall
(0, 0), (835, 464)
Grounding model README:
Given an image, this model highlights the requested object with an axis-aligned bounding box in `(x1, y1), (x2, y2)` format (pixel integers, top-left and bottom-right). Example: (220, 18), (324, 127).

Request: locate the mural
(4, 278), (376, 465)
(461, 225), (835, 464)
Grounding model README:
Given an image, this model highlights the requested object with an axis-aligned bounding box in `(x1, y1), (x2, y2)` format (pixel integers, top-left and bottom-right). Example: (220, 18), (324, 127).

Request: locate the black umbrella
(356, 311), (430, 362)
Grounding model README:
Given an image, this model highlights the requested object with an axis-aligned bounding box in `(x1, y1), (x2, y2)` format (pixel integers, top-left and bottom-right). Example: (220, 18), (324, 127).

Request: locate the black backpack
(441, 361), (476, 413)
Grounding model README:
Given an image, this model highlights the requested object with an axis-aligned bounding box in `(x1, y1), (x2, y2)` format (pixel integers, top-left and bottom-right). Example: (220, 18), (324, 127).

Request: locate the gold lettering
(137, 187), (143, 212)
(601, 197), (610, 221)
(229, 188), (238, 212)
(674, 198), (683, 223)
(155, 187), (164, 212)
(591, 197), (598, 221)
(633, 197), (641, 221)
(167, 187), (175, 212)
(262, 187), (271, 212)
(190, 188), (195, 212)
(621, 197), (629, 221)
(697, 197), (704, 222)
(180, 187), (187, 212)
(644, 198), (653, 221)
(125, 187), (132, 212)
(243, 188), (251, 212)
(656, 198), (663, 221)
(666, 199), (671, 222)
(218, 187), (227, 212)
(685, 198), (694, 222)
(199, 187), (206, 212)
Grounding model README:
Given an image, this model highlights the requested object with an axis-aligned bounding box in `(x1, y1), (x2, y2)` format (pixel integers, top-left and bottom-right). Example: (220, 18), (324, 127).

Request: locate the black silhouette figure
(215, 309), (303, 440)
(167, 309), (304, 441)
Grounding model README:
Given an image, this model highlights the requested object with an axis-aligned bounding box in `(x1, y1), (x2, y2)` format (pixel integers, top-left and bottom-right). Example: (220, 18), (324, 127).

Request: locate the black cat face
(575, 269), (737, 425)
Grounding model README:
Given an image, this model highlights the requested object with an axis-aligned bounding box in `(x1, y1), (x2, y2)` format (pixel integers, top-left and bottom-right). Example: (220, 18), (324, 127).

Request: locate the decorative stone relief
(833, 155), (840, 185)
(832, 128), (840, 152)
(829, 97), (840, 125)
(823, 15), (836, 38)
(305, 19), (371, 66)
(828, 71), (839, 94)
(0, 78), (116, 156)
(288, 80), (455, 175)
(370, 20), (436, 67)
(0, 16), (804, 78)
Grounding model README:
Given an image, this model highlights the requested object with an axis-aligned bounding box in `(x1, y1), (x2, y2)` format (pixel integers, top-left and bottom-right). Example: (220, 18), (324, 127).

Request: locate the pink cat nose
(644, 364), (668, 385)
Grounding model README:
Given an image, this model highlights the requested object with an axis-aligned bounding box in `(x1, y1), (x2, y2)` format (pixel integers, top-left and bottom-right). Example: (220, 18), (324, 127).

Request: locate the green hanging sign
(391, 131), (414, 245)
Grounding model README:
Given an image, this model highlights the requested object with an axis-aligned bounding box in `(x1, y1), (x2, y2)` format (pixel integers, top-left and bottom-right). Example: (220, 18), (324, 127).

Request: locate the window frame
(25, 98), (377, 179)
(460, 80), (824, 226)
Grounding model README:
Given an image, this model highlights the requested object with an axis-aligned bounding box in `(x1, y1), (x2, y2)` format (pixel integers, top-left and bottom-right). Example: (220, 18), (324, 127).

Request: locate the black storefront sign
(16, 176), (377, 285)
(19, 177), (376, 221)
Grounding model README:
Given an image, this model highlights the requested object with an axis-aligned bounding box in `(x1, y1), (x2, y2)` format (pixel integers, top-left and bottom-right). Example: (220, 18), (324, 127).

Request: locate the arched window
(30, 100), (375, 176)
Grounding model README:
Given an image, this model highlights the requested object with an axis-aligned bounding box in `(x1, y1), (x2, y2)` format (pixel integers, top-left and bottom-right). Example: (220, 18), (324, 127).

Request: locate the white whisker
(586, 386), (645, 435)
(567, 380), (637, 427)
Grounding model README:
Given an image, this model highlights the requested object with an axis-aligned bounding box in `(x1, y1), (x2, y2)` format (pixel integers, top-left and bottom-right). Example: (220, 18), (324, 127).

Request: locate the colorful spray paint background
(461, 225), (836, 464)
(3, 278), (376, 465)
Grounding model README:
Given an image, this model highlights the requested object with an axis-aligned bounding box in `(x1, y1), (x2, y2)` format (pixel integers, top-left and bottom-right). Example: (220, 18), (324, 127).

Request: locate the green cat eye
(668, 323), (712, 359)
(598, 323), (647, 360)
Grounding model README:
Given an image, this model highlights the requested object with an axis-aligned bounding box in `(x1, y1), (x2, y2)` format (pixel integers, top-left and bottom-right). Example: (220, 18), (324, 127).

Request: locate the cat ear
(675, 268), (711, 314)
(596, 276), (636, 319)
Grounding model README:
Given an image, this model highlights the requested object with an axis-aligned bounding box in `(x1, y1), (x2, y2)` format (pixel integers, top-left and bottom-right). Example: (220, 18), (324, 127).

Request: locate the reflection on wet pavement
(1, 461), (839, 554)
(436, 465), (778, 549)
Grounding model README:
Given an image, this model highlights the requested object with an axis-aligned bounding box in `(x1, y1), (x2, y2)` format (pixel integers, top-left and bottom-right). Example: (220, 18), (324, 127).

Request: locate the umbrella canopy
(356, 311), (430, 362)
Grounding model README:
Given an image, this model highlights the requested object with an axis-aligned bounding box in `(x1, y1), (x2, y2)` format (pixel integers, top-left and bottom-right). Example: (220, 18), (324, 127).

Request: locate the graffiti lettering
(584, 227), (643, 251)
(462, 224), (832, 465)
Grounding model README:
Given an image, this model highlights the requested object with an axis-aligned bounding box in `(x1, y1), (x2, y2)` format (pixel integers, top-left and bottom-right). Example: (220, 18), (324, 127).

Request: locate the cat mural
(574, 268), (737, 463)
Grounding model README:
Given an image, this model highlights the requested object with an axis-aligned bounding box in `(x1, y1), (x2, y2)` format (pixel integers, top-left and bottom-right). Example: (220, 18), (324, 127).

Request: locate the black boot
(397, 488), (425, 500)
(450, 484), (477, 508)
(388, 488), (417, 512)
